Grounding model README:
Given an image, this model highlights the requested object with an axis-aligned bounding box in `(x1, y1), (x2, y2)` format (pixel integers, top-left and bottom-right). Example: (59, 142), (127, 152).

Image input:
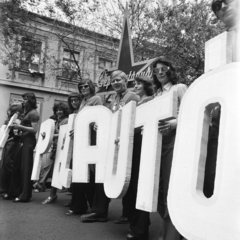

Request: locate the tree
(0, 0), (225, 86)
(0, 0), (42, 79)
(91, 0), (225, 84)
(0, 0), (118, 85)
(151, 0), (225, 84)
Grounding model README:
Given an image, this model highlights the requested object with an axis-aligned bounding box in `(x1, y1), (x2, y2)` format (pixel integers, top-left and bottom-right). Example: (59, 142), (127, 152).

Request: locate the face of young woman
(56, 108), (64, 119)
(155, 63), (170, 86)
(70, 98), (80, 109)
(134, 81), (145, 97)
(79, 84), (90, 98)
(22, 96), (31, 111)
(22, 97), (28, 107)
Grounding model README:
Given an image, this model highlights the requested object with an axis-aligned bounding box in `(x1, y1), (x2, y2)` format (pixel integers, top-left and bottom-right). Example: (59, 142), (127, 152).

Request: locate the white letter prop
(0, 125), (7, 141)
(104, 101), (136, 198)
(31, 119), (55, 180)
(135, 91), (178, 212)
(0, 125), (7, 161)
(60, 114), (76, 188)
(51, 124), (68, 189)
(72, 106), (112, 183)
(0, 113), (18, 150)
(168, 63), (240, 240)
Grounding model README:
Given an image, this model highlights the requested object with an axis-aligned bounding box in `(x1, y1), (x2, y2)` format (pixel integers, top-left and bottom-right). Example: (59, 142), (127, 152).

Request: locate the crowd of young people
(0, 0), (238, 238)
(0, 57), (190, 240)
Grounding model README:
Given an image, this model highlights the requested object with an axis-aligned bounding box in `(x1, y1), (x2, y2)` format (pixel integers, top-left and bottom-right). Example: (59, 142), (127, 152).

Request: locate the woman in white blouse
(152, 57), (187, 240)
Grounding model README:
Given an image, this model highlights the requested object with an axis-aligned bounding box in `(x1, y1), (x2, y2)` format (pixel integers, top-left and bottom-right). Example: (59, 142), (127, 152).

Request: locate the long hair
(151, 57), (178, 90)
(53, 102), (69, 119)
(22, 92), (37, 112)
(78, 79), (95, 95)
(134, 76), (154, 96)
(6, 102), (23, 121)
(211, 0), (220, 17)
(67, 92), (82, 113)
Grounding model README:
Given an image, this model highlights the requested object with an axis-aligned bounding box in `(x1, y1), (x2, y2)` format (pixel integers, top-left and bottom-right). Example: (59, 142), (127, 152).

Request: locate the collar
(82, 94), (93, 103)
(163, 82), (173, 91)
(116, 89), (128, 99)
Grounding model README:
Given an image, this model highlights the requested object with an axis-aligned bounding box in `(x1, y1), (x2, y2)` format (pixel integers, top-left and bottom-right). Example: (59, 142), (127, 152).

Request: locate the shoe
(66, 210), (87, 216)
(33, 188), (45, 193)
(126, 233), (148, 240)
(113, 216), (129, 224)
(58, 188), (67, 193)
(0, 192), (6, 197)
(33, 182), (46, 192)
(66, 210), (75, 216)
(126, 234), (139, 240)
(3, 194), (12, 200)
(81, 212), (108, 223)
(12, 198), (29, 203)
(42, 195), (58, 204)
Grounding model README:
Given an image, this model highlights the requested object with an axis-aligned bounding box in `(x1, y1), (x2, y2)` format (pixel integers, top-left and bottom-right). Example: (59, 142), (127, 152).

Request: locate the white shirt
(156, 82), (187, 129)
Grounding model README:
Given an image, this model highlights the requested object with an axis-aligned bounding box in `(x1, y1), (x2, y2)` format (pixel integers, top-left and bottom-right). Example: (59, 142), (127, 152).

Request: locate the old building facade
(0, 13), (118, 126)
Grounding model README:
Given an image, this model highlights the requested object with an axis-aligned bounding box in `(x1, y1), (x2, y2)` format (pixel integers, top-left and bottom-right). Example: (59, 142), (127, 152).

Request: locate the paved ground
(0, 190), (162, 240)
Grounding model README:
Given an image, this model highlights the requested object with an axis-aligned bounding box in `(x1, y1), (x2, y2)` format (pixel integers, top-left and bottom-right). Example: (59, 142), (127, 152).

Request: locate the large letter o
(168, 63), (240, 240)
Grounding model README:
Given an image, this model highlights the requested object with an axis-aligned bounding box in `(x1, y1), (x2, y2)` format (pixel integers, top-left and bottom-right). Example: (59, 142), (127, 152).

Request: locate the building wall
(0, 15), (117, 126)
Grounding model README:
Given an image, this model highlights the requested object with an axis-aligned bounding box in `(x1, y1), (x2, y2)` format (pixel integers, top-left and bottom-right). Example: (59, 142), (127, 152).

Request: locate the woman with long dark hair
(152, 57), (187, 240)
(66, 79), (102, 215)
(9, 93), (40, 202)
(0, 103), (23, 196)
(42, 102), (69, 204)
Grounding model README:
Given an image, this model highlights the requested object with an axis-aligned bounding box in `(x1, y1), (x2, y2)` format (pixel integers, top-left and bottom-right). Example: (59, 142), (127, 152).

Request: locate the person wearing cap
(67, 92), (82, 114)
(152, 57), (187, 240)
(81, 70), (139, 223)
(66, 79), (102, 216)
(126, 76), (154, 240)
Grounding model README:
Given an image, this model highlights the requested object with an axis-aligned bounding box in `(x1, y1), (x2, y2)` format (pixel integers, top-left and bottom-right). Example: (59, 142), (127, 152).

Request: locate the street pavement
(0, 190), (162, 240)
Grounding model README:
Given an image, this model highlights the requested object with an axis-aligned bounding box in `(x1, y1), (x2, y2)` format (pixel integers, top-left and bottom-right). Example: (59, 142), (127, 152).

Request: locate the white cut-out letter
(51, 124), (68, 189)
(0, 125), (7, 161)
(72, 106), (112, 183)
(0, 113), (18, 150)
(104, 101), (136, 198)
(168, 63), (240, 240)
(31, 119), (55, 180)
(60, 114), (77, 188)
(136, 92), (178, 212)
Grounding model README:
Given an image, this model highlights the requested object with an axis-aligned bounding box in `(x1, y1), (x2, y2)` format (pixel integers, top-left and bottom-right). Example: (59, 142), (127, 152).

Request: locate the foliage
(91, 0), (226, 84)
(0, 0), (226, 84)
(151, 0), (225, 84)
(0, 0), (40, 76)
(0, 0), (113, 82)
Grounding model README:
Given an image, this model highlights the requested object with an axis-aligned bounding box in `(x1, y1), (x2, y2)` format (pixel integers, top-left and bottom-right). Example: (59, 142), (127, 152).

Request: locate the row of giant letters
(30, 62), (240, 239)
